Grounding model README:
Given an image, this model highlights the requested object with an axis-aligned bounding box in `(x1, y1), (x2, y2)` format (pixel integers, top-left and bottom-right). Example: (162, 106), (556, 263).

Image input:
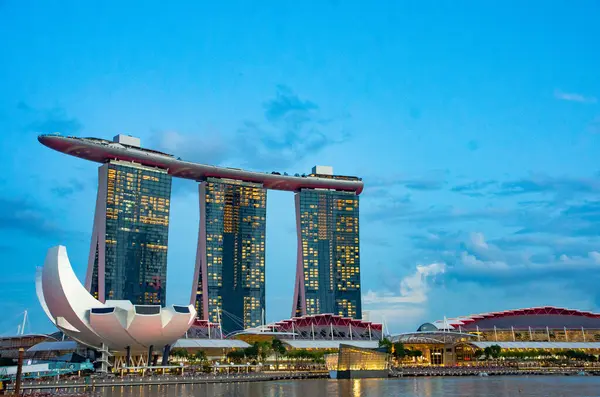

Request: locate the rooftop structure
(420, 306), (600, 333)
(231, 314), (383, 342)
(38, 135), (363, 193)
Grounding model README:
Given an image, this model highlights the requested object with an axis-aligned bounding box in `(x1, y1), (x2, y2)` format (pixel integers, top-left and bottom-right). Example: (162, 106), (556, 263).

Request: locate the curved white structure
(37, 246), (196, 352)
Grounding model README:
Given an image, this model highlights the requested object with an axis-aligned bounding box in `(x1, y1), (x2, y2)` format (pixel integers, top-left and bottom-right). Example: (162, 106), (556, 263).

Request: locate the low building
(231, 314), (383, 351)
(393, 306), (600, 366)
(325, 344), (388, 379)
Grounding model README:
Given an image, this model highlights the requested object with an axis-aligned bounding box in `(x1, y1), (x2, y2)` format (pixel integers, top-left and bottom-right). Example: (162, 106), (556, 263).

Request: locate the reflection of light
(352, 379), (361, 397)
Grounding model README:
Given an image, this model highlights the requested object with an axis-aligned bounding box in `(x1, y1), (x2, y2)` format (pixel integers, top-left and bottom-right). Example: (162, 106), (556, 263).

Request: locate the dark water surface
(96, 377), (600, 397)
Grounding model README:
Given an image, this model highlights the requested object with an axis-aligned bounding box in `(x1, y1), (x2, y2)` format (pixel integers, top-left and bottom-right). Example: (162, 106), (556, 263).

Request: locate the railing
(17, 371), (328, 390)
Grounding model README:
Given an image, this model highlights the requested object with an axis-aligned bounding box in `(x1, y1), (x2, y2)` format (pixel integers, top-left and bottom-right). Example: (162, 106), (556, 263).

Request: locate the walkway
(19, 372), (328, 391)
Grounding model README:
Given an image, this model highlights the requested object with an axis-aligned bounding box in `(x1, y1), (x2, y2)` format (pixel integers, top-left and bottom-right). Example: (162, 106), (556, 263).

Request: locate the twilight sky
(1, 0), (599, 334)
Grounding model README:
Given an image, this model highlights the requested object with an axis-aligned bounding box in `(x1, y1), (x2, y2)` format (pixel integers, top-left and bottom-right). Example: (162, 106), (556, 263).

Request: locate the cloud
(589, 251), (600, 264)
(237, 85), (350, 169)
(450, 180), (496, 196)
(50, 179), (86, 198)
(367, 203), (511, 225)
(0, 197), (67, 238)
(554, 90), (597, 104)
(151, 130), (231, 166)
(364, 262), (446, 305)
(369, 170), (448, 191)
(451, 174), (600, 198)
(151, 85), (350, 176)
(514, 200), (600, 237)
(19, 102), (83, 135)
(363, 262), (445, 331)
(263, 85), (319, 122)
(409, 231), (600, 293)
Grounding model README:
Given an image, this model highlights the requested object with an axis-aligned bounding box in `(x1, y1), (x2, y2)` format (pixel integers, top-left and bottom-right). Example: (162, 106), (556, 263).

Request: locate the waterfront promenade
(391, 366), (600, 377)
(17, 372), (328, 392)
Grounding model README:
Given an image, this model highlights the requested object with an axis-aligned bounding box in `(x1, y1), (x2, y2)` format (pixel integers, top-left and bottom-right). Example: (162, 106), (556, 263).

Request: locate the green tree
(171, 348), (189, 363)
(227, 350), (246, 364)
(392, 342), (406, 362)
(272, 339), (287, 369)
(378, 338), (393, 354)
(244, 343), (259, 360)
(483, 346), (492, 360)
(194, 350), (207, 363)
(257, 341), (272, 363)
(489, 344), (502, 359)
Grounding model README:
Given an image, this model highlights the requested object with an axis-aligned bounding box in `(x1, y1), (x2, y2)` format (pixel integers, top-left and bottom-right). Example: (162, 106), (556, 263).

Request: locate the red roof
(438, 306), (600, 329)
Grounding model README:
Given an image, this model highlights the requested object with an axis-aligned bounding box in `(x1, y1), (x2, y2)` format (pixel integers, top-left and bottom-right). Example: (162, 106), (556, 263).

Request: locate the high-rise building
(85, 158), (172, 306)
(292, 166), (362, 319)
(191, 178), (267, 333)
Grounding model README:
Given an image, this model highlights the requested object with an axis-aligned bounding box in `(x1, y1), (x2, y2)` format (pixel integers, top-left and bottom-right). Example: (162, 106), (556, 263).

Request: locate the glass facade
(294, 189), (361, 319)
(90, 161), (171, 306)
(193, 178), (266, 333)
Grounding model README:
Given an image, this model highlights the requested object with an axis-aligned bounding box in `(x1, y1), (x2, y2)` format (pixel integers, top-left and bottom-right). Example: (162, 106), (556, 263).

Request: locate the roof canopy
(424, 307), (600, 331)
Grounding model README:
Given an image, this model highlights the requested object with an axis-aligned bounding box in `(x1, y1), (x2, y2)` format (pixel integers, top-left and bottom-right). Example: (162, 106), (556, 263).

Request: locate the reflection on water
(95, 377), (600, 397)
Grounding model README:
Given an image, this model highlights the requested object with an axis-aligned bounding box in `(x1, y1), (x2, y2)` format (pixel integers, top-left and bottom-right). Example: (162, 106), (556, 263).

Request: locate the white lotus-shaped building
(37, 246), (196, 355)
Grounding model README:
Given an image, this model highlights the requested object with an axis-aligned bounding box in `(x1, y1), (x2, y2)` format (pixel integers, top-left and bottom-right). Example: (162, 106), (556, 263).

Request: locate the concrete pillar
(126, 346), (131, 369)
(148, 345), (154, 368)
(161, 344), (171, 366)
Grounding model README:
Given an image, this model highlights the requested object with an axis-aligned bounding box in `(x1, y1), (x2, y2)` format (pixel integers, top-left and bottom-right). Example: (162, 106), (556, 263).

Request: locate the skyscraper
(292, 166), (362, 319)
(86, 155), (172, 306)
(191, 177), (267, 333)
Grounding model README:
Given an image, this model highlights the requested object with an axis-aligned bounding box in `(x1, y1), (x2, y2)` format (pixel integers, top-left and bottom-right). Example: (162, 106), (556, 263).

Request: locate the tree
(378, 338), (393, 354)
(272, 339), (287, 370)
(392, 342), (406, 362)
(489, 344), (502, 359)
(244, 343), (259, 360)
(483, 347), (492, 360)
(226, 350), (246, 364)
(171, 348), (189, 363)
(194, 350), (207, 363)
(257, 341), (272, 363)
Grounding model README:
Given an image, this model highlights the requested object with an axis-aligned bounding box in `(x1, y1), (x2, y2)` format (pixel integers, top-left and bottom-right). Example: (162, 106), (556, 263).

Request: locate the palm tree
(392, 342), (406, 363)
(272, 339), (287, 370)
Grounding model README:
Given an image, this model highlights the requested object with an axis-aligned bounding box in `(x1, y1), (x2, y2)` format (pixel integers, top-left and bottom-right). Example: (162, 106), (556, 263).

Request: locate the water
(95, 377), (600, 397)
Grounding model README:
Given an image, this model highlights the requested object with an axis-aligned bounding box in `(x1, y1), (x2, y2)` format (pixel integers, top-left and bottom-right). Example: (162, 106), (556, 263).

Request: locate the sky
(1, 0), (599, 335)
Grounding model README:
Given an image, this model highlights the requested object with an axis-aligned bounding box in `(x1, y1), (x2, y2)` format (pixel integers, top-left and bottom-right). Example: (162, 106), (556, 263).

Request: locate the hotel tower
(292, 166), (362, 319)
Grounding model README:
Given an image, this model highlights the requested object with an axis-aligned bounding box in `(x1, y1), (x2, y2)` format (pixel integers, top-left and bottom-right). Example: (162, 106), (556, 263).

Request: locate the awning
(28, 341), (78, 352)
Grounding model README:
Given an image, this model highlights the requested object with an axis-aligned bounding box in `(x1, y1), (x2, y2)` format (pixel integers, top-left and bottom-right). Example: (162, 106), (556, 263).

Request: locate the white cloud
(365, 306), (426, 332)
(589, 251), (600, 264)
(460, 251), (509, 271)
(554, 90), (597, 104)
(469, 232), (489, 250)
(363, 262), (446, 332)
(364, 262), (446, 305)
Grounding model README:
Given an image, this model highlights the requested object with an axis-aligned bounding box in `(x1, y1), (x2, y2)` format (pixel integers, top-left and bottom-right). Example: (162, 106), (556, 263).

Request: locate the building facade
(392, 306), (600, 366)
(85, 160), (171, 306)
(191, 178), (267, 333)
(292, 168), (361, 319)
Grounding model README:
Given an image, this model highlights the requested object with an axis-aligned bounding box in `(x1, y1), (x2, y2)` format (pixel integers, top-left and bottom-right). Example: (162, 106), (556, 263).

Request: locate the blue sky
(1, 0), (599, 334)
